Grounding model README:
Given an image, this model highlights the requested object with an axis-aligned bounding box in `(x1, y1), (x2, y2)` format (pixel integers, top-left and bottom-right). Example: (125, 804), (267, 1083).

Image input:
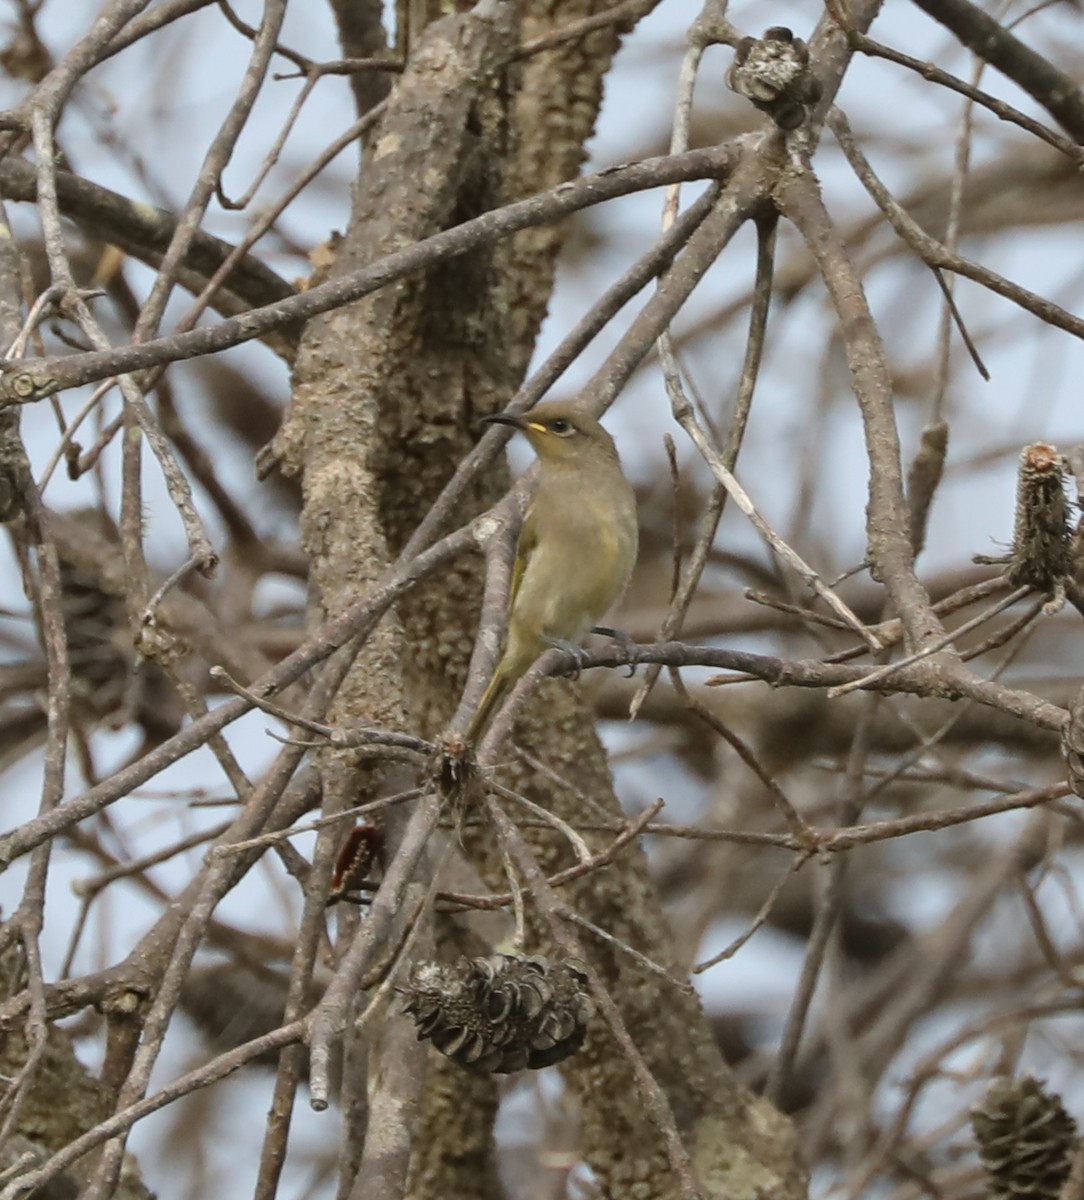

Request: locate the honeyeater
(466, 401), (638, 743)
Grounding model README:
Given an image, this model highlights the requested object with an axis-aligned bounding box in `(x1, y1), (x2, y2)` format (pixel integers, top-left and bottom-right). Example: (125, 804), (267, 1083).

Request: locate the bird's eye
(549, 418), (573, 435)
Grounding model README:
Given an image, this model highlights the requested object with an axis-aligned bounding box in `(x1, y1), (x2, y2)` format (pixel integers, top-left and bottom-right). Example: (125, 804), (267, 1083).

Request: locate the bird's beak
(481, 412), (528, 431)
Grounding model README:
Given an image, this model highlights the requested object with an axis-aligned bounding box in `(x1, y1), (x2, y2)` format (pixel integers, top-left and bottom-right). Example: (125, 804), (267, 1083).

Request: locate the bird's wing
(509, 503), (538, 612)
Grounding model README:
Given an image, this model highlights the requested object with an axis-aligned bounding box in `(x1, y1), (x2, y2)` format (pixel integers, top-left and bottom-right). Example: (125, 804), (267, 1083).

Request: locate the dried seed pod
(971, 1075), (1078, 1200)
(1008, 442), (1072, 593)
(726, 27), (822, 130)
(328, 824), (385, 904)
(1064, 684), (1084, 799)
(402, 954), (593, 1074)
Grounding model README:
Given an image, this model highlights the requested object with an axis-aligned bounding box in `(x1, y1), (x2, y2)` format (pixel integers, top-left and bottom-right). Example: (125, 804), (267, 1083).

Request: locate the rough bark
(272, 0), (807, 1194)
(275, 3), (520, 1193)
(329, 0), (394, 118)
(503, 0), (657, 376)
(0, 947), (152, 1200)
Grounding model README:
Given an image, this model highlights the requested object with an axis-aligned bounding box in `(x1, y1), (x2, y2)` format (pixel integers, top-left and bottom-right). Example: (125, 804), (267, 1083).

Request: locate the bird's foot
(542, 636), (591, 681)
(591, 626), (640, 677)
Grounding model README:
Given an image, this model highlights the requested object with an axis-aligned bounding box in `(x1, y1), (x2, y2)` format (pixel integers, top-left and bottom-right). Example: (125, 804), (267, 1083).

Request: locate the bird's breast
(514, 490), (637, 644)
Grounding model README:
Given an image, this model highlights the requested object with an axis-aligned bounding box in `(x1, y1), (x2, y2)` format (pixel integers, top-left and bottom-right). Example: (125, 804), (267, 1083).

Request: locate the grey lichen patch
(604, 1150), (674, 1200)
(374, 131), (403, 160)
(692, 1110), (806, 1199)
(1, 369), (47, 402)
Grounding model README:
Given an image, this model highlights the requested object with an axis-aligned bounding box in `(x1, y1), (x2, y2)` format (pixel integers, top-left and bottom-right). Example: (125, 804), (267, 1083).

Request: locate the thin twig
(826, 584), (1031, 698)
(828, 106), (1084, 341)
(484, 795), (703, 1199)
(664, 339), (884, 652)
(0, 145), (742, 402)
(694, 854), (811, 973)
(849, 29), (1084, 162)
(0, 1021), (306, 1200)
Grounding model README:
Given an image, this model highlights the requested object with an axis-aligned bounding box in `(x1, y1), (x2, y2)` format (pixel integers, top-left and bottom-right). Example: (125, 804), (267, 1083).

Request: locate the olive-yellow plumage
(467, 402), (638, 743)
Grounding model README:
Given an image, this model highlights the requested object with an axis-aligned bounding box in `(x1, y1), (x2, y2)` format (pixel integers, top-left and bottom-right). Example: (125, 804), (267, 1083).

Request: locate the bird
(466, 401), (638, 744)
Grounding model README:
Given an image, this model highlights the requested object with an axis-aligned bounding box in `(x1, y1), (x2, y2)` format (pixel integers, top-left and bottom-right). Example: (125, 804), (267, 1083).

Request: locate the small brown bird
(467, 401), (639, 743)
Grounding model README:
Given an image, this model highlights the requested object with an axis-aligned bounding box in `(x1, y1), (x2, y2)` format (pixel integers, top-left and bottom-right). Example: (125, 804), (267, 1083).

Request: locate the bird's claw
(543, 637), (590, 681)
(591, 626), (640, 677)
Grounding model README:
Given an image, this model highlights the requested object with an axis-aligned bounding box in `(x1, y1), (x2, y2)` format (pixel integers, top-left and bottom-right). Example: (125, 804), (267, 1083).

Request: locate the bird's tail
(465, 665), (514, 745)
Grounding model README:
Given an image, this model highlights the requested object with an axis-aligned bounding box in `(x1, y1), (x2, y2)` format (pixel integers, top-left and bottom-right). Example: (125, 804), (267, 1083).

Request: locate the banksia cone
(971, 1075), (1078, 1200)
(402, 954), (592, 1074)
(726, 27), (822, 130)
(1008, 443), (1072, 593)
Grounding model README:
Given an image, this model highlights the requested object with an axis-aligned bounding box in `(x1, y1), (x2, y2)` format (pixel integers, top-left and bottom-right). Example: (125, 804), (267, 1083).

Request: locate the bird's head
(482, 402), (618, 467)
